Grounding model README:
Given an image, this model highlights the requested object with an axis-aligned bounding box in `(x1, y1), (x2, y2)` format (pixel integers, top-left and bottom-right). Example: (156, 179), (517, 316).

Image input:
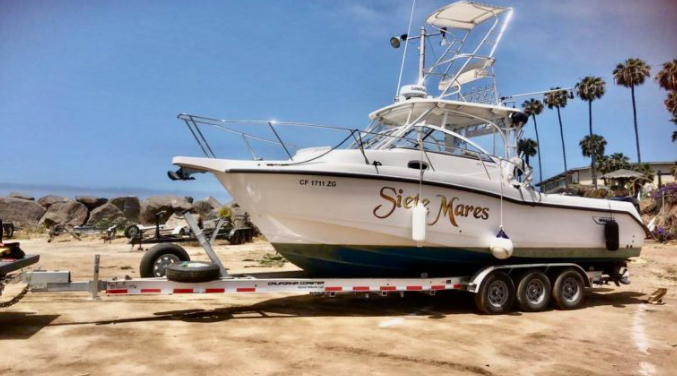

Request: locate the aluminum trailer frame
(20, 255), (605, 300)
(23, 266), (469, 298)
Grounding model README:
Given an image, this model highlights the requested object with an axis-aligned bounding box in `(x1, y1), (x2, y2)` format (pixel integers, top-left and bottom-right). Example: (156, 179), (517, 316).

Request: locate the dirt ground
(1, 236), (676, 376)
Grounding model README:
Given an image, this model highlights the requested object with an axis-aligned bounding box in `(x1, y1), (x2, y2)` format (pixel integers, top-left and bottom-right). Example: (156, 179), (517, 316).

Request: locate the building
(537, 161), (675, 193)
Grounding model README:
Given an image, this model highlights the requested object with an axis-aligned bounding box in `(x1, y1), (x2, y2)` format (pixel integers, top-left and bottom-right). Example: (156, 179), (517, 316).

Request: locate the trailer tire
(552, 268), (585, 310)
(516, 270), (551, 312)
(4, 224), (14, 239)
(230, 231), (242, 245)
(140, 243), (190, 278)
(124, 225), (141, 239)
(474, 271), (515, 315)
(166, 262), (221, 283)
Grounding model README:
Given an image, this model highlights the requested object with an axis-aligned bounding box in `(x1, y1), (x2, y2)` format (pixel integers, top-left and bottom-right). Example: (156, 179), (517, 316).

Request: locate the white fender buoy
(412, 202), (427, 245)
(490, 229), (513, 259)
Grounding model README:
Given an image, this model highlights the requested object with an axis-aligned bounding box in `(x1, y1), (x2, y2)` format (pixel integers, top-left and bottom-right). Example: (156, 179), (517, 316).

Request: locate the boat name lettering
(373, 186), (489, 226)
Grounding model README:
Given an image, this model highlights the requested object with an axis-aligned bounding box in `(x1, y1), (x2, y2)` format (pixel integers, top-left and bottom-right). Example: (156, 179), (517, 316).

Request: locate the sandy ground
(1, 236), (676, 376)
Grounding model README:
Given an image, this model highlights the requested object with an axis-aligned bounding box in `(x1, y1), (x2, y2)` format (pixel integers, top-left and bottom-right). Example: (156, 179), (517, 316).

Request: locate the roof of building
(536, 161), (675, 187)
(601, 169), (644, 179)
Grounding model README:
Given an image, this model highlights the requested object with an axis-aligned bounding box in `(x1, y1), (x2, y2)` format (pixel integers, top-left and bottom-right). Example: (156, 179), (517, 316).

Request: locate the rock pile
(39, 201), (89, 227)
(37, 195), (70, 209)
(0, 197), (46, 226)
(76, 196), (108, 210)
(0, 191), (225, 229)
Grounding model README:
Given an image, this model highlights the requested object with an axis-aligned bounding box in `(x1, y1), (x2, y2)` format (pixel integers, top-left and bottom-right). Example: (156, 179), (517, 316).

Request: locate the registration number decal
(299, 179), (337, 187)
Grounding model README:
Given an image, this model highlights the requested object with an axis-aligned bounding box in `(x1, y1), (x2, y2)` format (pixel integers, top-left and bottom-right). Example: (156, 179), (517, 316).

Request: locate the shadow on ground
(0, 312), (60, 340)
(43, 289), (648, 327)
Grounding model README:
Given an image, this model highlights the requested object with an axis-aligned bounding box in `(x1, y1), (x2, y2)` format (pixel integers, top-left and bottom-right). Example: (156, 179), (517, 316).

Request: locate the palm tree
(544, 87), (571, 189)
(596, 155), (610, 174)
(517, 138), (538, 167)
(613, 58), (651, 163)
(632, 163), (655, 181)
(608, 152), (631, 171)
(598, 152), (632, 176)
(575, 76), (606, 188)
(665, 91), (677, 116)
(579, 135), (607, 188)
(654, 58), (677, 91)
(521, 99), (544, 187)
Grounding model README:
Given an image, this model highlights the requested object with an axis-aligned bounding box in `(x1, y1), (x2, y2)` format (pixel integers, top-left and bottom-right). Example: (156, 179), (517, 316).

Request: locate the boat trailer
(1, 214), (628, 314)
(126, 211), (254, 247)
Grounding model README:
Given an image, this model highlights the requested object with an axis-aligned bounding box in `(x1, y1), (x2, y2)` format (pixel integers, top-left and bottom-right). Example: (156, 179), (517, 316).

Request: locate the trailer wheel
(166, 262), (221, 283)
(124, 225), (141, 239)
(516, 270), (551, 312)
(139, 243), (190, 278)
(474, 271), (515, 315)
(4, 224), (14, 239)
(230, 231), (242, 245)
(552, 268), (586, 310)
(245, 229), (254, 243)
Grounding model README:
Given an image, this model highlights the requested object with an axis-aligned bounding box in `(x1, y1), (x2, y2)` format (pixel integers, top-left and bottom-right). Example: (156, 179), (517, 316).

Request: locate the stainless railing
(177, 113), (515, 174)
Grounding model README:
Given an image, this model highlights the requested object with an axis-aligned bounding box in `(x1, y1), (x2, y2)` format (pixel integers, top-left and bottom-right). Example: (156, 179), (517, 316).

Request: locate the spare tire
(139, 243), (190, 278)
(167, 261), (221, 283)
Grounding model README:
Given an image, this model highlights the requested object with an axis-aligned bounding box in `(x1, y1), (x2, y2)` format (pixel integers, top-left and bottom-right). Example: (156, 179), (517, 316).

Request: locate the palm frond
(654, 58), (677, 91)
(575, 76), (606, 101)
(579, 134), (607, 158)
(665, 91), (677, 116)
(517, 138), (538, 157)
(521, 98), (543, 116)
(613, 58), (651, 88)
(543, 87), (569, 109)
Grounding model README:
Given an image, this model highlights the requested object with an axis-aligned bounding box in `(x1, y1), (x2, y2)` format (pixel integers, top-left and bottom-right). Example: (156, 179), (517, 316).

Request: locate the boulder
(192, 198), (220, 218)
(9, 192), (35, 201)
(87, 202), (127, 226)
(37, 195), (71, 209)
(0, 197), (47, 226)
(110, 196), (140, 223)
(39, 201), (89, 227)
(140, 196), (193, 224)
(76, 196), (108, 210)
(203, 196), (221, 208)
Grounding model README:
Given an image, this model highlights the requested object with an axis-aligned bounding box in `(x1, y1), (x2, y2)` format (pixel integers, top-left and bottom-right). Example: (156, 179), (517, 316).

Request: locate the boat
(170, 1), (647, 278)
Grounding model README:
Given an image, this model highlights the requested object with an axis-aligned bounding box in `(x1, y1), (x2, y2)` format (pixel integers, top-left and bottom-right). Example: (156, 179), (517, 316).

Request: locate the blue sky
(1, 0), (675, 202)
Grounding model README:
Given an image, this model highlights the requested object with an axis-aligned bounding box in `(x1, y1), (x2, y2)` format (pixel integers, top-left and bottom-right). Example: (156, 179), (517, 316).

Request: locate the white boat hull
(174, 156), (645, 276)
(215, 172), (643, 275)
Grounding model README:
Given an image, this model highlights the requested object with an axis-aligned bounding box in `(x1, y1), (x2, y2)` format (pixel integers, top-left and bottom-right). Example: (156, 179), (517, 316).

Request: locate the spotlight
(389, 34), (408, 49)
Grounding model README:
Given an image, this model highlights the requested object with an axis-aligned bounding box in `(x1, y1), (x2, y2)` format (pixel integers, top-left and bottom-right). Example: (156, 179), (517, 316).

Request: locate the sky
(1, 0), (676, 203)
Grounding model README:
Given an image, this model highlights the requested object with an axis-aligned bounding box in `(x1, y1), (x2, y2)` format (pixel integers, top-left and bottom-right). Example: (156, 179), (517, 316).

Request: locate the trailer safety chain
(0, 283), (30, 309)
